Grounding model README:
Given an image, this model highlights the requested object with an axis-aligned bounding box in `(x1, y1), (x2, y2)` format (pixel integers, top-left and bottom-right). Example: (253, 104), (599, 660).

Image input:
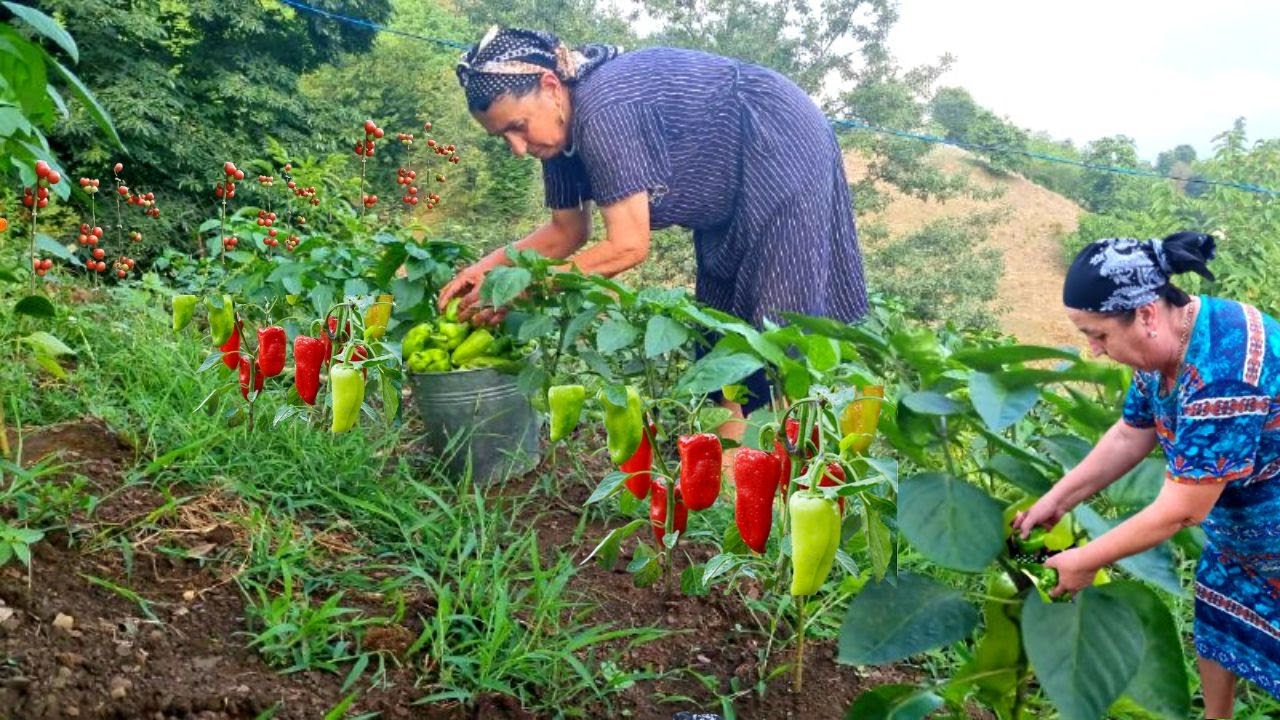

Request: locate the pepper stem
(794, 597), (807, 692)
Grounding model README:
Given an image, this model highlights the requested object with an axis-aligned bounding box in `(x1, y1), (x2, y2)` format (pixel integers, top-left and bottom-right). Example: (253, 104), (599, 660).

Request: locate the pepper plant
(805, 302), (1194, 720)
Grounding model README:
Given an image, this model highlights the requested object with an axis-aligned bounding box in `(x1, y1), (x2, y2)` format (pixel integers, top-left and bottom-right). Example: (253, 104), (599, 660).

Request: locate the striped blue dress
(542, 47), (868, 328)
(1122, 296), (1280, 698)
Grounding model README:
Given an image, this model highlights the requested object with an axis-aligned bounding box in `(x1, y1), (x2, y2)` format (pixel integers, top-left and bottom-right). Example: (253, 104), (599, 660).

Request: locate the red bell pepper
(734, 447), (781, 553)
(621, 423), (655, 500)
(256, 326), (287, 378)
(238, 356), (264, 399)
(220, 326), (241, 370)
(650, 480), (688, 545)
(678, 433), (723, 511)
(293, 335), (325, 405)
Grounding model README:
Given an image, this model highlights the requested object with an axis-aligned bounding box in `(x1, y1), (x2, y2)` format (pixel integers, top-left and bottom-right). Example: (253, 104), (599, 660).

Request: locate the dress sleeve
(1168, 379), (1271, 484)
(542, 154), (591, 210)
(575, 102), (671, 207)
(1122, 371), (1156, 429)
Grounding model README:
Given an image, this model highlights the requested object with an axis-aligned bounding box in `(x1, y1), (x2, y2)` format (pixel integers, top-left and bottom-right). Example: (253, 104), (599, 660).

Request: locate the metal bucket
(408, 368), (542, 484)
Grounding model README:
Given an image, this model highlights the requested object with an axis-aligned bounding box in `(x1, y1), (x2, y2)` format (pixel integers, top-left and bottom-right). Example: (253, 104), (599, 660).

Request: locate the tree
(1081, 134), (1140, 213)
(36, 0), (392, 239)
(1155, 143), (1197, 176)
(639, 0), (897, 96)
(930, 86), (978, 142)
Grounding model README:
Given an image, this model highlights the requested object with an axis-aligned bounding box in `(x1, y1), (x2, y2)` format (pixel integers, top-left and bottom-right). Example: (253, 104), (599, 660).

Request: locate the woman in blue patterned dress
(1014, 232), (1280, 716)
(438, 27), (868, 416)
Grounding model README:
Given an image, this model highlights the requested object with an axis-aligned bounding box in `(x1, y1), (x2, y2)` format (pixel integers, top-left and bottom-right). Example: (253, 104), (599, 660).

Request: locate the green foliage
(1080, 135), (1141, 213)
(929, 86), (978, 142)
(864, 214), (1005, 331)
(1154, 144), (1197, 176)
(966, 109), (1029, 175)
(36, 0), (391, 238)
(1067, 121), (1280, 314)
(641, 0), (895, 95)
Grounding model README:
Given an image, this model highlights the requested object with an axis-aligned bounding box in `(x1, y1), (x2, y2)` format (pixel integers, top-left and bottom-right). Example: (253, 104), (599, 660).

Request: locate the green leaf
(805, 335), (841, 372)
(674, 348), (764, 396)
(32, 353), (65, 378)
(35, 232), (73, 259)
(721, 523), (750, 556)
(629, 548), (662, 588)
(390, 278), (425, 315)
(845, 684), (944, 720)
(14, 295), (55, 318)
(373, 242), (409, 287)
(898, 472), (1004, 572)
(837, 572), (979, 665)
(342, 277), (369, 300)
(952, 344), (1081, 370)
(24, 330), (74, 356)
(1074, 505), (1181, 594)
(586, 470), (628, 505)
(969, 371), (1041, 431)
(701, 553), (743, 585)
(864, 501), (895, 581)
(480, 266), (531, 307)
(1096, 582), (1191, 719)
(1103, 457), (1166, 510)
(50, 58), (121, 149)
(3, 3), (77, 63)
(1022, 589), (1145, 720)
(516, 313), (556, 343)
(643, 315), (689, 358)
(0, 104), (33, 136)
(582, 519), (646, 571)
(1040, 434), (1092, 471)
(901, 390), (963, 416)
(596, 316), (638, 353)
(680, 564), (710, 596)
(985, 453), (1053, 495)
(0, 267), (19, 283)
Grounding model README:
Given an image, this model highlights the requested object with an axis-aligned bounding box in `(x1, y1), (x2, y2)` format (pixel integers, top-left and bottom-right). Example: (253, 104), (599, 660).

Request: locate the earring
(1147, 330), (1157, 338)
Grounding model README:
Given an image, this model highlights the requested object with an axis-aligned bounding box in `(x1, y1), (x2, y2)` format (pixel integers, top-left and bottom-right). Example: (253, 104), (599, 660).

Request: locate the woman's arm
(1048, 479), (1225, 593)
(438, 206), (591, 318)
(1014, 419), (1157, 535)
(559, 191), (651, 277)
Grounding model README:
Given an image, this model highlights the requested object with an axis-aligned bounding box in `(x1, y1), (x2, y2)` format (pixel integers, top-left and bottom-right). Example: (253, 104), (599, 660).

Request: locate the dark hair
(466, 75), (543, 113)
(1099, 283), (1192, 324)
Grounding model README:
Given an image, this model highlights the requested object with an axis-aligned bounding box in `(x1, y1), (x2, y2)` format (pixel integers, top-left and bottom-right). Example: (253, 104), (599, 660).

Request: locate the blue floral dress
(1122, 296), (1280, 697)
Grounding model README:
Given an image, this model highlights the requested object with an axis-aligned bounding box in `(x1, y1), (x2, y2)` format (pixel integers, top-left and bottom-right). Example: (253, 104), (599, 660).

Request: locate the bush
(865, 213), (1005, 330)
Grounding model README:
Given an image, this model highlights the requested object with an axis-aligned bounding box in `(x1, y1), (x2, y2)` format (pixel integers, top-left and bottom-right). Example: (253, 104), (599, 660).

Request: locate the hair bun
(1155, 231), (1217, 281)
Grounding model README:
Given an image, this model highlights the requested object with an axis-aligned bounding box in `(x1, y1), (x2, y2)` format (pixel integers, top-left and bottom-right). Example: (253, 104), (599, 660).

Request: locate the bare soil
(0, 419), (939, 719)
(846, 146), (1087, 350)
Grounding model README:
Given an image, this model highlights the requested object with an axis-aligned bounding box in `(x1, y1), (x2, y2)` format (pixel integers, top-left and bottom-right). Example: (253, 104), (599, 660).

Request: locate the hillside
(845, 146), (1086, 350)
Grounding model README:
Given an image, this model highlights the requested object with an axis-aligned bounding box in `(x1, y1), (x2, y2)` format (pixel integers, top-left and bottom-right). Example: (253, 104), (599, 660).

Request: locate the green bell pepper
(205, 294), (235, 346)
(451, 328), (494, 366)
(330, 364), (365, 433)
(603, 386), (644, 465)
(548, 385), (587, 443)
(789, 493), (841, 596)
(172, 294), (197, 331)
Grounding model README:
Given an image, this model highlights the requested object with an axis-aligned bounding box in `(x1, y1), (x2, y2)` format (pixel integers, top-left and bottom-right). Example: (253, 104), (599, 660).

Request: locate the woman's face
(473, 73), (570, 160)
(1066, 305), (1160, 371)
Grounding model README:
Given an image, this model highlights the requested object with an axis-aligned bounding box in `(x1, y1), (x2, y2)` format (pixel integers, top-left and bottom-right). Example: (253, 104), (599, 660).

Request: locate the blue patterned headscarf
(1063, 232), (1217, 312)
(456, 27), (621, 110)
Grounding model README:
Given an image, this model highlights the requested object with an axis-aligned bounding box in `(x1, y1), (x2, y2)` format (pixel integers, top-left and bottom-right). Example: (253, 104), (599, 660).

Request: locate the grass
(1, 283), (666, 717)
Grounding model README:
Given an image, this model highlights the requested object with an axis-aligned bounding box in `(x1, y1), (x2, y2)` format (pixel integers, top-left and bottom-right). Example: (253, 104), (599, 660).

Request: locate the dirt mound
(846, 146), (1085, 349)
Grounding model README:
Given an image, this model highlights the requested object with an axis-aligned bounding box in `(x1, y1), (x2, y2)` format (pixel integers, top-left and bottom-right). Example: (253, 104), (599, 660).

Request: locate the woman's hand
(1013, 490), (1069, 540)
(437, 262), (506, 325)
(1044, 548), (1099, 598)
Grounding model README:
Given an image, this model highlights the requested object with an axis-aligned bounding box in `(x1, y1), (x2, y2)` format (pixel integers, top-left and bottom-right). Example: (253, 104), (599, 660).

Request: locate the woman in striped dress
(439, 27), (868, 416)
(1015, 233), (1280, 717)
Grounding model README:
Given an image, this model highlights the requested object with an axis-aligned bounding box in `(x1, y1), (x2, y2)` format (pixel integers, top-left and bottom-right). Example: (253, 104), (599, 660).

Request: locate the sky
(888, 0), (1280, 161)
